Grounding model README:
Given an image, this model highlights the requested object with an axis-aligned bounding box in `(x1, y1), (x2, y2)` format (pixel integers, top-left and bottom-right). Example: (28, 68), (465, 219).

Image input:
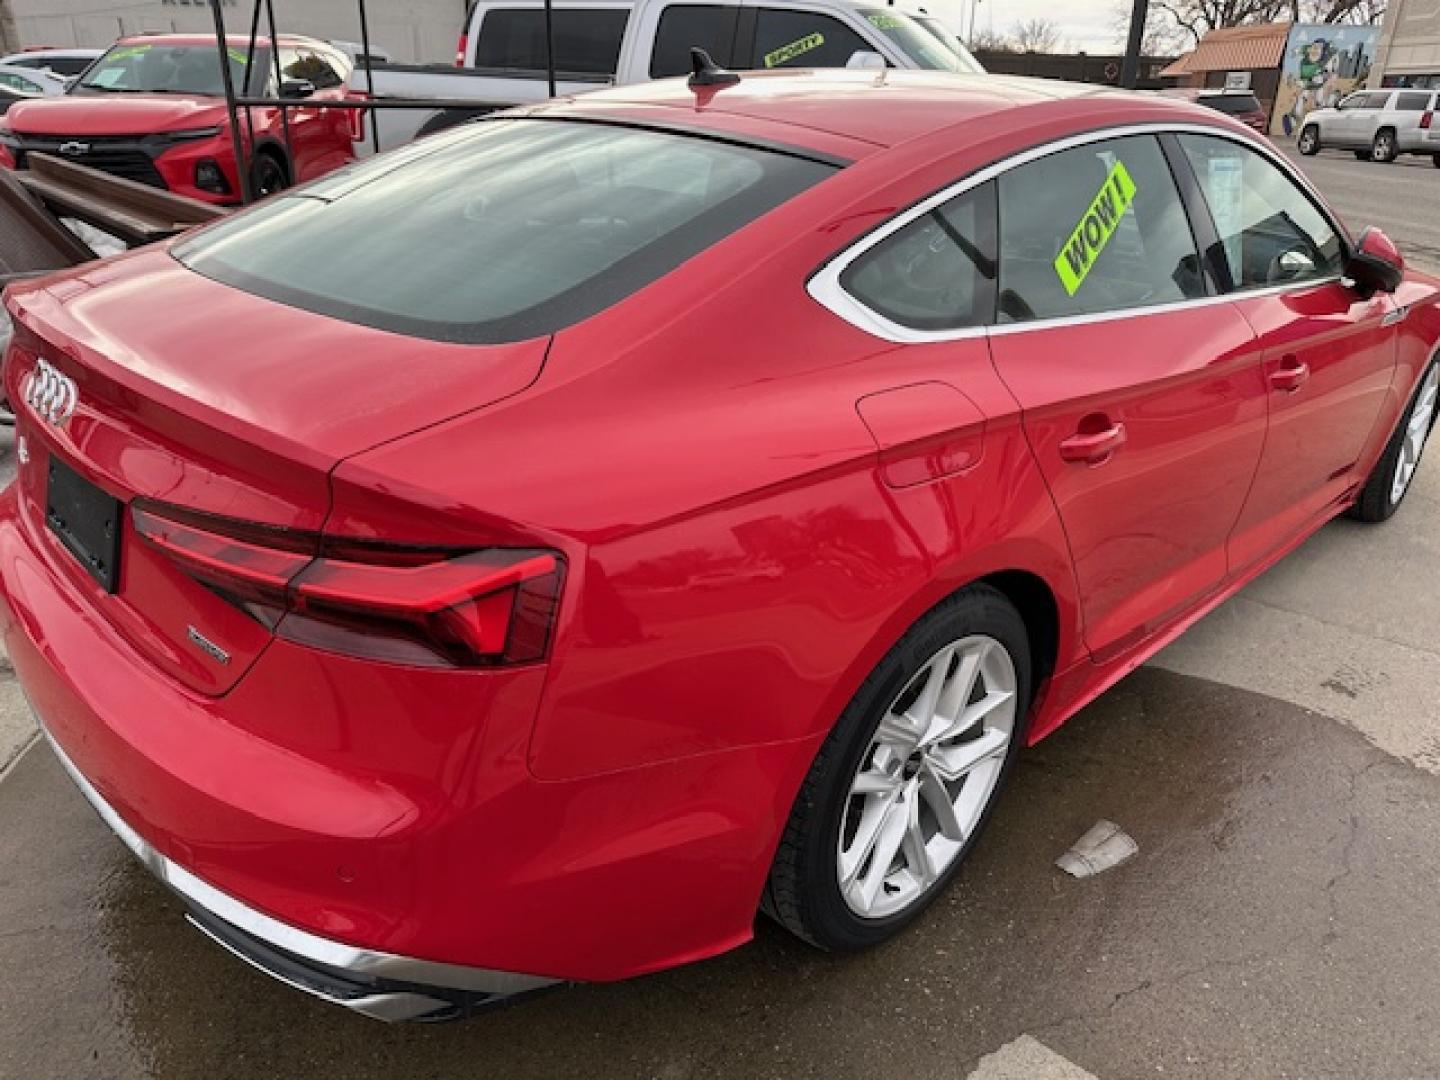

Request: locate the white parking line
(967, 1036), (1099, 1079)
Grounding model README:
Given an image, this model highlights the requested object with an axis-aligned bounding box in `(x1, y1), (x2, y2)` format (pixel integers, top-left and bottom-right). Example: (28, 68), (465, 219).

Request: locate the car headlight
(165, 126), (223, 142)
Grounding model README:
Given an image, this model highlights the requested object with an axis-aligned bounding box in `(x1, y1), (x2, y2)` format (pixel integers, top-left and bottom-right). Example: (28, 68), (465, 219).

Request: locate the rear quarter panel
(329, 135), (1085, 783)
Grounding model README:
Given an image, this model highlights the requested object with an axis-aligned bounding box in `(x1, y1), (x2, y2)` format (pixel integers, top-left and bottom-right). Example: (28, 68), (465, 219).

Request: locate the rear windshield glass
(175, 120), (835, 343)
(1202, 94), (1260, 115)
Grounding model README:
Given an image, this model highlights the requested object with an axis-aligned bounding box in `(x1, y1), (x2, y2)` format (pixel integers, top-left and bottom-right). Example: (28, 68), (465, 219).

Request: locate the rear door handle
(1059, 421), (1127, 465)
(1270, 356), (1310, 393)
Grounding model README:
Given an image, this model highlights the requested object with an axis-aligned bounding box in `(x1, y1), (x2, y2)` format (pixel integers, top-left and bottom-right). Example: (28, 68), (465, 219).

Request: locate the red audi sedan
(3, 69), (1436, 1022)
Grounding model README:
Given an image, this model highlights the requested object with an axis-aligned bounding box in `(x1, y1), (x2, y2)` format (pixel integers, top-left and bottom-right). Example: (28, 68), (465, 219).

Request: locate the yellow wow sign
(1053, 162), (1138, 297)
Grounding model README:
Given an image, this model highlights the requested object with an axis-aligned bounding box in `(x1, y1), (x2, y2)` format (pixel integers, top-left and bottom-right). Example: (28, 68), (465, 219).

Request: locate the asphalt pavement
(2, 148), (1440, 1079)
(1284, 145), (1440, 272)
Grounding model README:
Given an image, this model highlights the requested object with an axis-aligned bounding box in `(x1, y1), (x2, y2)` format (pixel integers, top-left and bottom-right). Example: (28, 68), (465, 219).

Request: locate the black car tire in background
(1371, 129), (1399, 164)
(1298, 126), (1321, 155)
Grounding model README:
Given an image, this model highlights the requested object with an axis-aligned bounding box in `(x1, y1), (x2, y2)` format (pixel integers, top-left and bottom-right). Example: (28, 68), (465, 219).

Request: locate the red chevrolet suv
(0, 33), (357, 203)
(2, 70), (1436, 1022)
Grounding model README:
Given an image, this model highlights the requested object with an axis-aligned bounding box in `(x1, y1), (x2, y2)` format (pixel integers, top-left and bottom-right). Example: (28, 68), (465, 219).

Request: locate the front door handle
(1270, 356), (1311, 393)
(1059, 420), (1127, 465)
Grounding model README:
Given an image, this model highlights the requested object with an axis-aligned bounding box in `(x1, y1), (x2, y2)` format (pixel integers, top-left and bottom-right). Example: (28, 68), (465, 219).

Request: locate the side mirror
(1348, 227), (1405, 295)
(846, 50), (886, 70)
(278, 78), (316, 99)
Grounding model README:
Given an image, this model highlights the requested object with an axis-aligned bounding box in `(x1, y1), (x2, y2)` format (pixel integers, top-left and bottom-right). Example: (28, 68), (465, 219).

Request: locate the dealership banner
(1272, 23), (1380, 139)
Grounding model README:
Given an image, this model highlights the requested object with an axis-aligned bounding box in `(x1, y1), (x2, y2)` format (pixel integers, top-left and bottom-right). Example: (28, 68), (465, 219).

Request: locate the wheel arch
(250, 138), (292, 182)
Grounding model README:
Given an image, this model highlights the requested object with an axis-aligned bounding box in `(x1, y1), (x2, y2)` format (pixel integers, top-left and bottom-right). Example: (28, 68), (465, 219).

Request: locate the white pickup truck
(349, 0), (980, 153)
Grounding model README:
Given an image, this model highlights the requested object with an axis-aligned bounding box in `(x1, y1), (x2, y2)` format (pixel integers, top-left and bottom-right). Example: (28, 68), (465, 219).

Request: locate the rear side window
(996, 135), (1205, 323)
(840, 182), (997, 330)
(473, 8), (630, 75)
(749, 9), (871, 69)
(650, 4), (741, 76)
(1203, 94), (1260, 115)
(1178, 134), (1343, 291)
(1397, 92), (1431, 111)
(48, 57), (96, 77)
(175, 120), (836, 344)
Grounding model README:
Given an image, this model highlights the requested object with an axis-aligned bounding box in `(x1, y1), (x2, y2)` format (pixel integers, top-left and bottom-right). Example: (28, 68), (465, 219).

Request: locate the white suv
(1298, 87), (1440, 166)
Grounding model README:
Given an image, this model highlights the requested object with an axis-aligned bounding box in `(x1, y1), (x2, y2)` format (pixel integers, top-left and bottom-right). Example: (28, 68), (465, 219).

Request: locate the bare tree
(968, 26), (1016, 52)
(1012, 17), (1063, 53)
(1121, 0), (1385, 48)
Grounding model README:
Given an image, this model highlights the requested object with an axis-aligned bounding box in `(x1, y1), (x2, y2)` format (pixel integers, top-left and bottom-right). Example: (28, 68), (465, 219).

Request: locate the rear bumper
(40, 716), (557, 1022)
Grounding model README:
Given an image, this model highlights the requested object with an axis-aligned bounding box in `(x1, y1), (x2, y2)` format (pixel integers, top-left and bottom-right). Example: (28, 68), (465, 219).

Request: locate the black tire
(249, 151), (290, 199)
(1298, 125), (1321, 155)
(1355, 150), (1372, 160)
(764, 584), (1032, 952)
(1351, 357), (1439, 523)
(1372, 128), (1399, 164)
(1432, 153), (1440, 169)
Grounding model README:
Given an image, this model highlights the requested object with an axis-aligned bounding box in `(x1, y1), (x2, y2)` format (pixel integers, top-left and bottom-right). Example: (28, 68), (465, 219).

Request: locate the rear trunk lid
(4, 251), (548, 693)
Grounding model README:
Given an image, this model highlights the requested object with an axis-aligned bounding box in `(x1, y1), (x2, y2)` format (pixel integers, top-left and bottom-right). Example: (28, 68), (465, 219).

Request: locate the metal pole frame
(356, 0), (382, 154)
(206, 0), (560, 204)
(208, 0), (253, 204)
(544, 0), (557, 98)
(1121, 0), (1149, 90)
(264, 0), (297, 173)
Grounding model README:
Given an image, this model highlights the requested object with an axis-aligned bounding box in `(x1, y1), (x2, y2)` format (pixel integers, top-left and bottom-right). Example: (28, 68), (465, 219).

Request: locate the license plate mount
(46, 457), (122, 593)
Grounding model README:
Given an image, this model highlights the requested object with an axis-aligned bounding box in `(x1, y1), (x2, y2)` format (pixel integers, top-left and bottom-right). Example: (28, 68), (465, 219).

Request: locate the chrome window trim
(807, 120), (1351, 345)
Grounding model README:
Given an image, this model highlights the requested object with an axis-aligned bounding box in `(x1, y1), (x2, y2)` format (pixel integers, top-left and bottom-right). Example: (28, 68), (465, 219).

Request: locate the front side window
(996, 135), (1205, 323)
(650, 4), (741, 76)
(1178, 134), (1343, 291)
(0, 72), (41, 94)
(279, 48), (344, 90)
(749, 9), (871, 69)
(840, 182), (996, 330)
(175, 120), (835, 344)
(859, 9), (980, 73)
(473, 8), (630, 75)
(72, 42), (268, 96)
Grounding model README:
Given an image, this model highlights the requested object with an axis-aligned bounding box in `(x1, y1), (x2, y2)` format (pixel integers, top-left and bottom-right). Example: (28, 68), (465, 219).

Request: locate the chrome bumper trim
(40, 722), (559, 1022)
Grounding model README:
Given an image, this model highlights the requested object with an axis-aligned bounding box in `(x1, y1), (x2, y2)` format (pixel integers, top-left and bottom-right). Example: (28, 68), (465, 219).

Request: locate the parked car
(0, 34), (360, 203)
(4, 69), (1436, 1023)
(0, 63), (71, 97)
(1161, 87), (1269, 134)
(0, 48), (102, 79)
(0, 83), (38, 116)
(1299, 86), (1440, 165)
(351, 0), (983, 152)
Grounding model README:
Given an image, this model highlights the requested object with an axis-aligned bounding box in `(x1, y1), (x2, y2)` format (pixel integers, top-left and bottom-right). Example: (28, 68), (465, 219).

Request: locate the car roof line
(491, 110), (861, 168)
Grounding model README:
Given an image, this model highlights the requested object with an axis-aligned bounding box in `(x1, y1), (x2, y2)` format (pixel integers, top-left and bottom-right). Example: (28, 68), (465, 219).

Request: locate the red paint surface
(0, 73), (1436, 984)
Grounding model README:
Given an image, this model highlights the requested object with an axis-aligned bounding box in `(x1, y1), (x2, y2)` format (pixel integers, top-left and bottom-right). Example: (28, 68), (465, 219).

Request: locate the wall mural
(1272, 23), (1380, 138)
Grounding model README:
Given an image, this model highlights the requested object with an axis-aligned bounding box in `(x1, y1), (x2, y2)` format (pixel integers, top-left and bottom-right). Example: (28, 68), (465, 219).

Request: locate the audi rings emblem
(26, 359), (78, 427)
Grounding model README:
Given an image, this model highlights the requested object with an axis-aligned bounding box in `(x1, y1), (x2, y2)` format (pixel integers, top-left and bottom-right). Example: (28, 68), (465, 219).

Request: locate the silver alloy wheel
(1300, 129), (1317, 153)
(1374, 132), (1395, 161)
(1392, 364), (1439, 504)
(837, 634), (1017, 919)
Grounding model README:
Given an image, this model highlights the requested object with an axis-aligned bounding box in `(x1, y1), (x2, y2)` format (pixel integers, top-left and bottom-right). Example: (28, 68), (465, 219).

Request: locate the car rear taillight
(1422, 111), (1433, 130)
(455, 32), (468, 66)
(133, 503), (564, 668)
